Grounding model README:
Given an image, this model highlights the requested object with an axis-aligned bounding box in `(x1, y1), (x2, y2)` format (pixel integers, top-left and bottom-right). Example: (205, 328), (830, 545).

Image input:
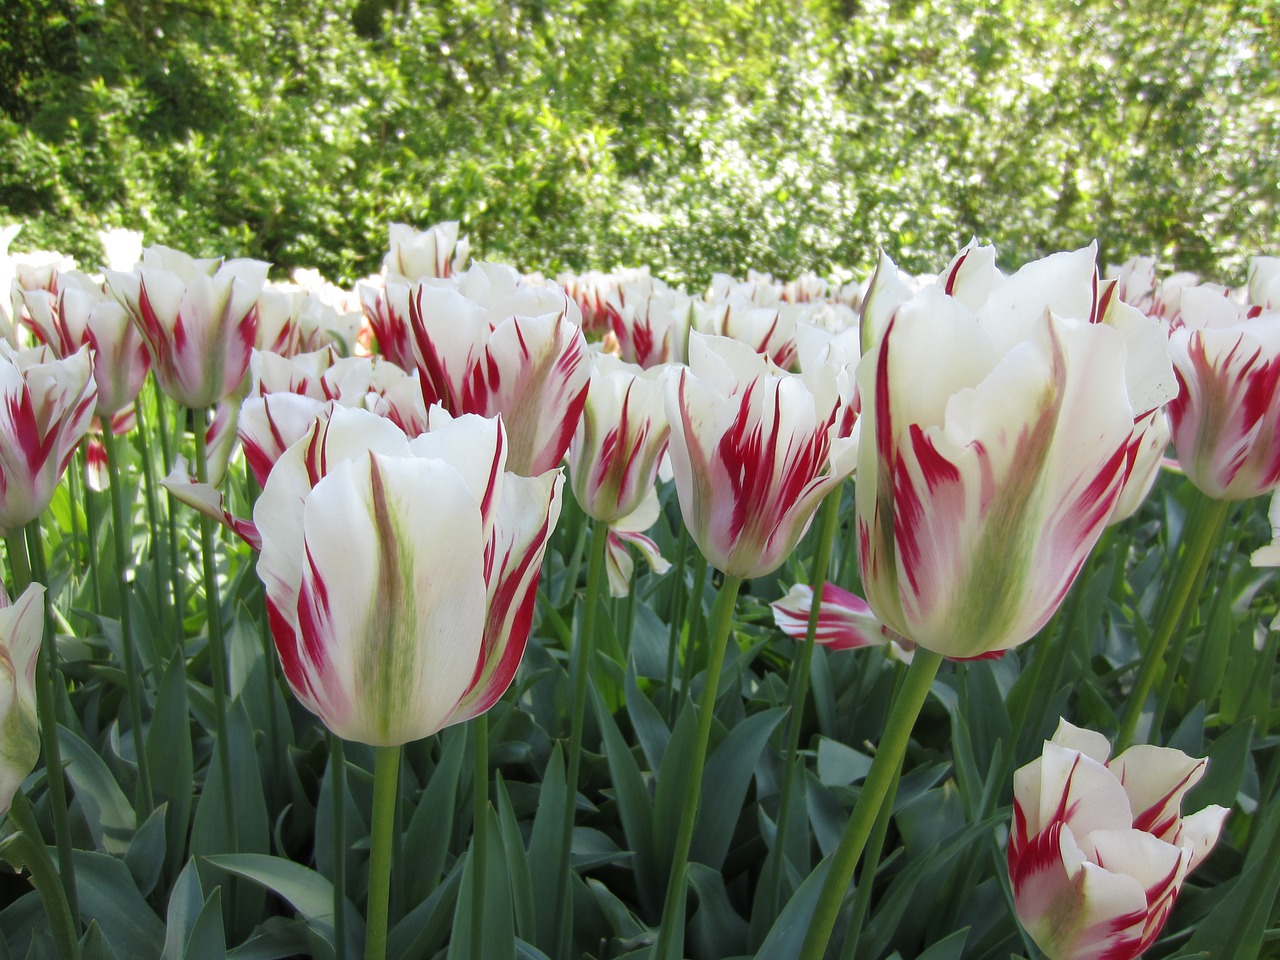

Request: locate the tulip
(855, 248), (1176, 658)
(1165, 285), (1280, 501)
(0, 583), (43, 818)
(0, 345), (97, 533)
(253, 405), (562, 745)
(19, 274), (151, 432)
(603, 489), (672, 598)
(568, 355), (670, 524)
(1009, 719), (1228, 960)
(408, 280), (591, 476)
(383, 221), (469, 282)
(665, 332), (857, 579)
(771, 581), (912, 658)
(105, 246), (268, 409)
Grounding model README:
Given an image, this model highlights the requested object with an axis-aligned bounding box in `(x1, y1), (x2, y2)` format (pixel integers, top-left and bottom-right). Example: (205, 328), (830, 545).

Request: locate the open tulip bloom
(665, 332), (858, 579)
(855, 246), (1177, 658)
(253, 404), (563, 746)
(1009, 720), (1228, 960)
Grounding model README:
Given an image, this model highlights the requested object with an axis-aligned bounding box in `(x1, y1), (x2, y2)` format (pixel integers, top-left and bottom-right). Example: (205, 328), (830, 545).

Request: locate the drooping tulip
(665, 332), (858, 579)
(0, 582), (43, 818)
(253, 405), (562, 745)
(856, 248), (1176, 658)
(0, 345), (97, 533)
(105, 245), (268, 409)
(1009, 719), (1227, 960)
(771, 581), (912, 658)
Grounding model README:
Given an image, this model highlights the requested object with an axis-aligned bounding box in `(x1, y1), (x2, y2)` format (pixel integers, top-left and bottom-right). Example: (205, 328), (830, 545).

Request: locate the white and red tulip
(252, 405), (562, 744)
(665, 332), (858, 579)
(105, 246), (268, 409)
(20, 274), (151, 432)
(0, 345), (97, 533)
(1009, 719), (1227, 960)
(856, 246), (1176, 658)
(1165, 286), (1280, 501)
(569, 356), (670, 524)
(409, 281), (591, 476)
(771, 581), (912, 658)
(0, 583), (44, 818)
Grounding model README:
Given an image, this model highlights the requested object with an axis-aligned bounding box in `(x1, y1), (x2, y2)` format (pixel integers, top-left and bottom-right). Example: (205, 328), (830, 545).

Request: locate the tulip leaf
(56, 726), (135, 855)
(592, 685), (658, 914)
(71, 849), (166, 959)
(625, 658), (671, 773)
(387, 858), (465, 960)
(78, 921), (120, 960)
(754, 858), (832, 960)
(123, 802), (168, 897)
(687, 862), (748, 957)
(652, 700), (698, 875)
(403, 725), (466, 904)
(1185, 720), (1254, 811)
(628, 600), (671, 681)
(181, 888), (226, 960)
(494, 773), (538, 943)
(204, 853), (364, 960)
(189, 700), (270, 938)
(446, 808), (515, 960)
(692, 706), (785, 870)
(914, 926), (969, 960)
(816, 737), (873, 787)
(161, 860), (205, 960)
(527, 742), (568, 945)
(146, 654), (194, 886)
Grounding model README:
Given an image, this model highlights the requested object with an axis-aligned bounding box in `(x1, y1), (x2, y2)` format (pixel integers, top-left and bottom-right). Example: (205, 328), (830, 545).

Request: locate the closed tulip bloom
(856, 248), (1175, 658)
(569, 355), (670, 524)
(0, 345), (97, 533)
(408, 282), (590, 476)
(1009, 719), (1227, 960)
(106, 246), (268, 408)
(21, 274), (151, 430)
(666, 332), (858, 579)
(1166, 285), (1280, 500)
(253, 405), (562, 745)
(0, 583), (43, 818)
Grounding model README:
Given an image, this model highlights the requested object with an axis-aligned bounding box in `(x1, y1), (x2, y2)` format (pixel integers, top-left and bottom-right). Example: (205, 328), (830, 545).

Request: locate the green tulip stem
(677, 553), (709, 712)
(7, 529), (80, 929)
(3, 793), (82, 960)
(101, 426), (154, 817)
(131, 400), (172, 643)
(839, 749), (904, 960)
(553, 517), (610, 960)
(365, 744), (401, 960)
(798, 647), (944, 960)
(470, 713), (490, 956)
(762, 491), (842, 920)
(663, 525), (690, 725)
(153, 386), (185, 638)
(329, 734), (347, 960)
(653, 573), (743, 960)
(1116, 493), (1231, 751)
(192, 407), (238, 858)
(68, 451), (97, 605)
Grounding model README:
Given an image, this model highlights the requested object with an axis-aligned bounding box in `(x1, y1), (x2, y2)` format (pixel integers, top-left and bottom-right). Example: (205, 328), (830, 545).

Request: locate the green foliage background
(2, 0), (1277, 286)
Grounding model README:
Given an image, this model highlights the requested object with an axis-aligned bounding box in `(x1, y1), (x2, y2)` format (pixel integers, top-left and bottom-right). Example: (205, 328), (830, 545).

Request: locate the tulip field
(0, 222), (1278, 960)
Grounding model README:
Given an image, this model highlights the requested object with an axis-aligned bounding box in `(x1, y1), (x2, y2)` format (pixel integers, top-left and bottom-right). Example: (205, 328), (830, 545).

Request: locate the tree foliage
(1, 0), (1276, 285)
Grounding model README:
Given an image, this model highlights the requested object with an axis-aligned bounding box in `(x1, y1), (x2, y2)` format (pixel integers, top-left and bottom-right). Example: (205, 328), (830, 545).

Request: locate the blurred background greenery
(2, 0), (1276, 286)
